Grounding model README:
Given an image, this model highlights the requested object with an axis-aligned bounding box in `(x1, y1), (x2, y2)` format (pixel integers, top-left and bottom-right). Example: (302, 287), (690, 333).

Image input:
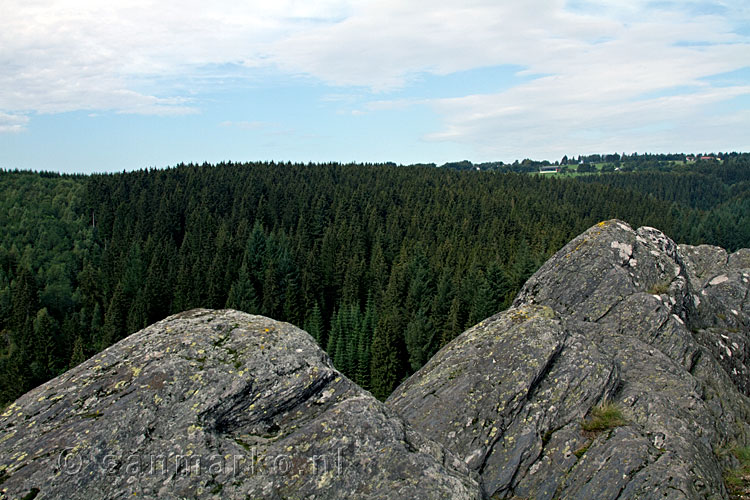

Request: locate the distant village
(436, 152), (728, 174)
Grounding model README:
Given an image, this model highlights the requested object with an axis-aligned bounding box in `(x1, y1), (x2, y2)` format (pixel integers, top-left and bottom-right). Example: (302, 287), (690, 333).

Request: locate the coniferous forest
(2, 156), (750, 405)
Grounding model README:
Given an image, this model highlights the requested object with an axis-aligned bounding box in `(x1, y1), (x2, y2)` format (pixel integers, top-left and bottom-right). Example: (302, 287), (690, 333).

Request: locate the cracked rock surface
(2, 219), (749, 499)
(0, 309), (480, 500)
(389, 219), (750, 499)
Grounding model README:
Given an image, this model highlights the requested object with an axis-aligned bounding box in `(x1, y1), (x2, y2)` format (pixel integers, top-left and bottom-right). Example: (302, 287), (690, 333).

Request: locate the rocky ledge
(389, 219), (750, 499)
(1, 220), (749, 499)
(0, 309), (479, 499)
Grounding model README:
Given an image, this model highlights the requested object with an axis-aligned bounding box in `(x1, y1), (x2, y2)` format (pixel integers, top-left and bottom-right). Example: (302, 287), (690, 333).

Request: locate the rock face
(388, 220), (750, 499)
(2, 220), (749, 500)
(679, 244), (750, 396)
(0, 309), (480, 500)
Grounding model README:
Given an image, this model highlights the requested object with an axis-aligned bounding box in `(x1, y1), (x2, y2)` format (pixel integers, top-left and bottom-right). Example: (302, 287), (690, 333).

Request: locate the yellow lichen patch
(114, 380), (128, 390)
(37, 395), (46, 402)
(316, 469), (335, 489)
(153, 394), (163, 405)
(1, 404), (17, 418)
(0, 430), (17, 445)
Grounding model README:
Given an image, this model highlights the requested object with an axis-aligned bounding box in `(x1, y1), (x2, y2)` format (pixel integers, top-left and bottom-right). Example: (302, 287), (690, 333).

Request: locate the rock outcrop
(679, 244), (750, 396)
(0, 309), (480, 500)
(388, 220), (750, 499)
(2, 220), (749, 499)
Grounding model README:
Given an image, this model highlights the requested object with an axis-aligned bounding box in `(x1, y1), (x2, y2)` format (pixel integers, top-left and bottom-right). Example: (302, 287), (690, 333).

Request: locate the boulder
(389, 220), (750, 499)
(0, 309), (480, 500)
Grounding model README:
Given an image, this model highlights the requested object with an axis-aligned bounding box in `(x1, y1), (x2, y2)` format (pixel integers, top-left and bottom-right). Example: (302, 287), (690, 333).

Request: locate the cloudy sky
(1, 0), (749, 172)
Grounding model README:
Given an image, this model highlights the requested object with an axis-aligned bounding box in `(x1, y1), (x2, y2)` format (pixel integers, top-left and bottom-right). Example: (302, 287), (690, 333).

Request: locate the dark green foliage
(1, 156), (749, 404)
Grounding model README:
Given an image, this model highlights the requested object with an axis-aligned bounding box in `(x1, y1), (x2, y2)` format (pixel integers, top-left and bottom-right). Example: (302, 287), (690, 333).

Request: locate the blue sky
(1, 0), (749, 173)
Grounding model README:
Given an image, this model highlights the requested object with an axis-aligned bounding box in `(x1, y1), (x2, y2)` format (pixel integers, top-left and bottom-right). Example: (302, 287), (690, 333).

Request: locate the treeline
(441, 151), (749, 172)
(0, 160), (748, 405)
(578, 155), (750, 251)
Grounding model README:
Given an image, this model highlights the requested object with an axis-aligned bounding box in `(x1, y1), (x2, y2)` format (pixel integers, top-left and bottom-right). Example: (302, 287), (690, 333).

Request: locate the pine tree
(303, 302), (325, 345)
(207, 223), (232, 308)
(370, 251), (408, 400)
(468, 269), (495, 326)
(32, 307), (60, 381)
(99, 282), (128, 349)
(69, 333), (86, 368)
(11, 268), (38, 333)
(356, 295), (376, 390)
(226, 264), (259, 314)
(404, 308), (434, 372)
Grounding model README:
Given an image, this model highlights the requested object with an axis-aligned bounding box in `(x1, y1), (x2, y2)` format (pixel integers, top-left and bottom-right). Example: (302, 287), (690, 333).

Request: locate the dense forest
(1, 156), (750, 405)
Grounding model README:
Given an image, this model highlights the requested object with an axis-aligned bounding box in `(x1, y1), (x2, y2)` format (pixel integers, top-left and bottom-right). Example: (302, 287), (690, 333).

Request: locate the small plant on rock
(724, 445), (750, 497)
(647, 281), (670, 295)
(581, 401), (626, 432)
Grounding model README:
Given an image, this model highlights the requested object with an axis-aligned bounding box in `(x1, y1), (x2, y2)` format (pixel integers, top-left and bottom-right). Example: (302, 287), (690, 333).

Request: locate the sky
(1, 0), (749, 173)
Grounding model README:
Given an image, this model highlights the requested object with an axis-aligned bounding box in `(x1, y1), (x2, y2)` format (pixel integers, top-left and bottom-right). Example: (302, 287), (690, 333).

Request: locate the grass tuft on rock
(581, 402), (626, 432)
(724, 445), (750, 497)
(647, 282), (670, 295)
(573, 441), (591, 459)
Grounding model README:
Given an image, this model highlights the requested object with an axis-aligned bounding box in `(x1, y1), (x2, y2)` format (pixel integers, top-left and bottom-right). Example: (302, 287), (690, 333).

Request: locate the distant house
(700, 156), (716, 161)
(686, 156), (696, 163)
(539, 166), (560, 173)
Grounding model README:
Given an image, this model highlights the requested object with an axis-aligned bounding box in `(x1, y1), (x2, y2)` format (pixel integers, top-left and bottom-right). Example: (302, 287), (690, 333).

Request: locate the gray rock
(679, 244), (750, 396)
(0, 309), (481, 500)
(678, 244), (729, 289)
(389, 220), (750, 499)
(3, 219), (749, 500)
(387, 305), (620, 498)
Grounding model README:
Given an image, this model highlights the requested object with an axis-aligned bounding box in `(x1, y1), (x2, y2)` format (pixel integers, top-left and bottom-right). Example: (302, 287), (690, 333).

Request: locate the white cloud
(425, 84), (750, 159)
(0, 0), (748, 158)
(0, 0), (350, 118)
(287, 0), (748, 158)
(0, 112), (30, 133)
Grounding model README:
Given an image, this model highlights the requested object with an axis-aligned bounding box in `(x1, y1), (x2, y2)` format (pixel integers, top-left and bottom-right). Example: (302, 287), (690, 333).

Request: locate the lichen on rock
(0, 309), (480, 500)
(390, 219), (750, 499)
